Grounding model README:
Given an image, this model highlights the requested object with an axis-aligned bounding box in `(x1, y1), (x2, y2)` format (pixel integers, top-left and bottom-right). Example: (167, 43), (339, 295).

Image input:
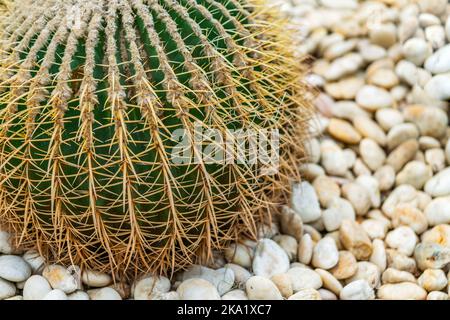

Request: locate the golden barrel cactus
(0, 0), (311, 276)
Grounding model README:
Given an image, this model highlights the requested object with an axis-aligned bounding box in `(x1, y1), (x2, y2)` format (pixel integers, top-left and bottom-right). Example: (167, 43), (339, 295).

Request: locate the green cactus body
(0, 0), (311, 275)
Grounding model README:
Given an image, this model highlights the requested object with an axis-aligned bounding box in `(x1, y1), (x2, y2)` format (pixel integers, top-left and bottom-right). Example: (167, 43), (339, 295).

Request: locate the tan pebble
(417, 269), (447, 292)
(374, 165), (396, 191)
(328, 119), (362, 144)
(330, 251), (358, 280)
(270, 274), (293, 299)
(391, 204), (428, 235)
(298, 234), (314, 265)
(377, 282), (427, 300)
(315, 269), (342, 296)
(340, 220), (373, 260)
(386, 139), (419, 172)
(353, 116), (387, 146)
(342, 183), (371, 216)
(288, 288), (321, 300)
(367, 68), (399, 89)
(370, 239), (387, 272)
(313, 176), (340, 207)
(381, 268), (417, 284)
(324, 77), (364, 100)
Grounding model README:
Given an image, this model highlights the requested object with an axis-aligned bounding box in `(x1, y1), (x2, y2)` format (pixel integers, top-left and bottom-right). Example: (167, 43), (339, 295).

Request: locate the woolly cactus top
(0, 0), (311, 276)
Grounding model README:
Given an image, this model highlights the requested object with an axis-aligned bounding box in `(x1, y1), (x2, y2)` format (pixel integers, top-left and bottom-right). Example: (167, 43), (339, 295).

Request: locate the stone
(395, 60), (419, 86)
(417, 269), (447, 291)
(386, 249), (417, 273)
(287, 267), (322, 292)
(375, 108), (404, 131)
(221, 290), (248, 300)
(287, 288), (322, 300)
(324, 40), (357, 60)
(0, 229), (13, 254)
(22, 250), (45, 274)
(224, 243), (253, 268)
(402, 38), (432, 66)
(0, 278), (16, 300)
(425, 148), (446, 172)
(392, 204), (428, 234)
(424, 197), (450, 226)
(280, 206), (303, 242)
(427, 291), (448, 300)
(360, 43), (387, 62)
(414, 243), (450, 270)
(396, 161), (433, 189)
(362, 219), (388, 240)
(328, 118), (361, 144)
(270, 273), (293, 298)
(273, 235), (297, 262)
(291, 181), (321, 223)
(87, 287), (122, 300)
(340, 220), (373, 260)
(253, 239), (289, 278)
(369, 23), (397, 48)
(330, 251), (358, 280)
(346, 262), (381, 289)
(382, 268), (416, 284)
(42, 265), (79, 294)
(356, 175), (381, 208)
(424, 45), (450, 74)
(386, 139), (419, 172)
(331, 101), (370, 121)
(133, 275), (171, 300)
(23, 275), (52, 300)
(419, 136), (441, 150)
(377, 282), (427, 300)
(425, 168), (450, 197)
(403, 105), (448, 138)
(312, 237), (339, 270)
(182, 265), (235, 296)
(356, 85), (393, 111)
(418, 0), (447, 16)
(177, 278), (221, 300)
(321, 140), (350, 176)
(43, 289), (68, 300)
(342, 182), (371, 216)
(325, 77), (364, 100)
(324, 53), (364, 81)
(385, 226), (418, 256)
(424, 74), (450, 101)
(353, 116), (387, 146)
(425, 25), (446, 49)
(315, 268), (342, 295)
(382, 184), (418, 218)
(224, 264), (251, 286)
(318, 289), (338, 300)
(81, 270), (112, 288)
(421, 224), (450, 247)
(387, 123), (420, 152)
(419, 13), (441, 27)
(67, 291), (90, 300)
(0, 255), (31, 282)
(367, 68), (398, 89)
(298, 234), (314, 265)
(370, 239), (387, 272)
(245, 276), (282, 300)
(374, 165), (396, 191)
(340, 280), (375, 300)
(300, 163), (325, 181)
(313, 176), (340, 208)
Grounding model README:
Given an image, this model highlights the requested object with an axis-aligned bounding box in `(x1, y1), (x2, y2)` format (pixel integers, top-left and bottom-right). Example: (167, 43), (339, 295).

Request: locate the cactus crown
(0, 0), (311, 276)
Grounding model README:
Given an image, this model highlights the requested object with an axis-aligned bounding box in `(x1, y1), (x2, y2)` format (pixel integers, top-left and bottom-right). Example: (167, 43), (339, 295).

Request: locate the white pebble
(0, 255), (32, 282)
(23, 275), (52, 300)
(252, 239), (289, 278)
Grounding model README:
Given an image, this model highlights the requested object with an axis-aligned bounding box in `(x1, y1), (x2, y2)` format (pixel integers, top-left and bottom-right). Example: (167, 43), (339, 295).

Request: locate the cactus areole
(0, 0), (311, 276)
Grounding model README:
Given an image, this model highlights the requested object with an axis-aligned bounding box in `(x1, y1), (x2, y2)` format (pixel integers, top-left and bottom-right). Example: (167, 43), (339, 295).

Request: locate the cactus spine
(0, 0), (311, 276)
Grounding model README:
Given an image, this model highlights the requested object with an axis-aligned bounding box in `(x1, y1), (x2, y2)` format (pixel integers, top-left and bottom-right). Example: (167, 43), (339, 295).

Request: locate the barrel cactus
(0, 0), (311, 276)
